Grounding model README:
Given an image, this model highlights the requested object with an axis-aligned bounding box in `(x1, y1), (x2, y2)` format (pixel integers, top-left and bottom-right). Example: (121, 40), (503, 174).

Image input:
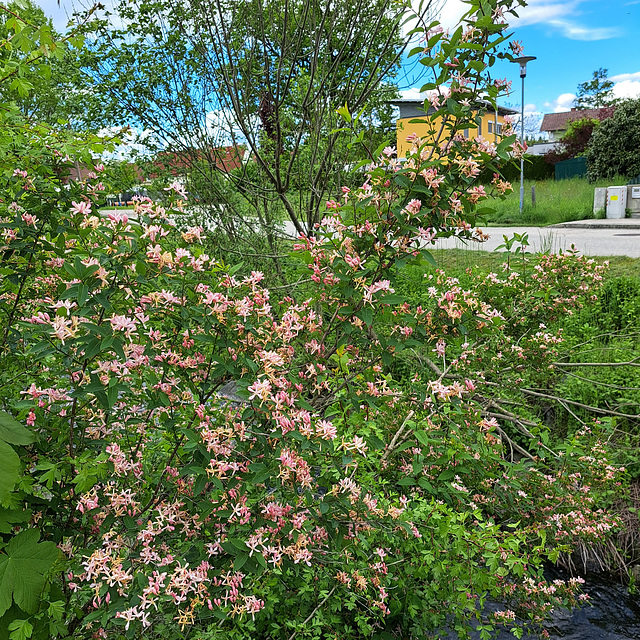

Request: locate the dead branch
(520, 388), (640, 420)
(381, 410), (415, 462)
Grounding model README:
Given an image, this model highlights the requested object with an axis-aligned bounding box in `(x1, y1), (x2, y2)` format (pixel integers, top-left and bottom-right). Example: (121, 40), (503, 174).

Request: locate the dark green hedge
(480, 154), (554, 183)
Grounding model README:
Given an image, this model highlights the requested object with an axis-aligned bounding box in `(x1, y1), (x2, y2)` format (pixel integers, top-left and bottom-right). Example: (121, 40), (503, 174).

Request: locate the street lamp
(512, 56), (536, 215)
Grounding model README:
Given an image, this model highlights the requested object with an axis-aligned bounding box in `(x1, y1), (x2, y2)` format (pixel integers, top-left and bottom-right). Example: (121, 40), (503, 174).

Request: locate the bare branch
(520, 388), (640, 420)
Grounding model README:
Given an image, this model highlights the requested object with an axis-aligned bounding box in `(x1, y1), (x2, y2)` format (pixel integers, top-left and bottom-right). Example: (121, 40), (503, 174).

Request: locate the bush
(481, 154), (554, 183)
(0, 1), (626, 638)
(586, 98), (640, 181)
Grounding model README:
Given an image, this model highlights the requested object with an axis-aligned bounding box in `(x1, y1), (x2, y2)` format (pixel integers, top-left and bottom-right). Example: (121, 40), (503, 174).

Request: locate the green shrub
(586, 98), (640, 181)
(480, 154), (554, 183)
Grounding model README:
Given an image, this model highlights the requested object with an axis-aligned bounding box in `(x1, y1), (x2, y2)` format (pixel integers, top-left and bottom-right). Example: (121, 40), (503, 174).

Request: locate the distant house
(539, 107), (615, 142)
(152, 145), (250, 177)
(392, 98), (517, 157)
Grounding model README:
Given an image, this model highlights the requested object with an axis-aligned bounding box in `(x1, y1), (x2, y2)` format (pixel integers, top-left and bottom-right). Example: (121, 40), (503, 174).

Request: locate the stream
(541, 569), (640, 640)
(446, 567), (640, 639)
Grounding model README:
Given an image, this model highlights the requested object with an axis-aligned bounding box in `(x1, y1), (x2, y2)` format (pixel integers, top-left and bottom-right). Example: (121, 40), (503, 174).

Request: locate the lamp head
(512, 55), (536, 78)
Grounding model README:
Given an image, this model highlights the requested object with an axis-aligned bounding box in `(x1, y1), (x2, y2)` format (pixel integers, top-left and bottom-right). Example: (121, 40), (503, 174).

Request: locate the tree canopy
(0, 0), (96, 126)
(586, 98), (640, 181)
(82, 0), (435, 237)
(575, 67), (616, 110)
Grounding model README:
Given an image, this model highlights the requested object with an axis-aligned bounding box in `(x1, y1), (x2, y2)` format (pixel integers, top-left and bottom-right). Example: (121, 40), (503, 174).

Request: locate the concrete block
(627, 185), (640, 216)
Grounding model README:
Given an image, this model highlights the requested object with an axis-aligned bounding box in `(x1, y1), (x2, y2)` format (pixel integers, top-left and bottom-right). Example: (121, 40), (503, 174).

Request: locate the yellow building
(392, 98), (518, 157)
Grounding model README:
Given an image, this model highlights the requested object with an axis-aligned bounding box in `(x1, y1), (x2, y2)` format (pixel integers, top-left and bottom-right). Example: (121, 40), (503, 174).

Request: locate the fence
(555, 156), (587, 180)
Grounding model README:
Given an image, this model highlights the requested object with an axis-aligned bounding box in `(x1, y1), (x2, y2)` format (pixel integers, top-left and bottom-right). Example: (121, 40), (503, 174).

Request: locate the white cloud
(508, 0), (577, 27)
(547, 19), (621, 40)
(436, 0), (467, 31)
(402, 0), (466, 40)
(524, 102), (538, 114)
(399, 88), (424, 100)
(508, 0), (621, 41)
(544, 93), (576, 113)
(612, 80), (640, 100)
(34, 0), (116, 32)
(205, 109), (254, 147)
(611, 71), (640, 83)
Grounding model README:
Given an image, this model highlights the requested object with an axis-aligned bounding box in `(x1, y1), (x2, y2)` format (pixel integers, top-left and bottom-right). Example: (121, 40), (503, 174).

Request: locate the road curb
(549, 222), (640, 230)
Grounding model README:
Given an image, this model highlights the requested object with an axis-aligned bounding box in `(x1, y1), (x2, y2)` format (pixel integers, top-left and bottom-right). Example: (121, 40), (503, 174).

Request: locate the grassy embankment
(484, 176), (628, 226)
(399, 248), (640, 571)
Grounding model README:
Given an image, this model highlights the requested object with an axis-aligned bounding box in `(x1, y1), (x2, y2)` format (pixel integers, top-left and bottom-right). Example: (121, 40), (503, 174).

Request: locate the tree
(0, 0), (98, 126)
(586, 98), (640, 181)
(543, 114), (611, 165)
(575, 67), (616, 110)
(82, 0), (438, 240)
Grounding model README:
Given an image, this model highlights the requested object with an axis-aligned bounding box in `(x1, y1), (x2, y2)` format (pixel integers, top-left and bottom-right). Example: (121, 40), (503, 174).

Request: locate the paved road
(435, 220), (640, 258)
(273, 218), (640, 258)
(102, 209), (640, 258)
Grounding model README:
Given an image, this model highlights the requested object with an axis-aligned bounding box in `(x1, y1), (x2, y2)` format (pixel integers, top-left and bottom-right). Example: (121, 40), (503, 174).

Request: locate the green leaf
(0, 413), (34, 446)
(0, 529), (60, 616)
(233, 553), (248, 571)
(8, 619), (32, 640)
(379, 294), (405, 306)
(0, 509), (30, 535)
(358, 307), (373, 327)
(0, 442), (20, 505)
(336, 104), (351, 123)
(77, 284), (89, 307)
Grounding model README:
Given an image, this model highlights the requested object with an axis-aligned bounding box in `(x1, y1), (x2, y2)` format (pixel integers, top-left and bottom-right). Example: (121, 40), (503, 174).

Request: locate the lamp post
(512, 56), (536, 215)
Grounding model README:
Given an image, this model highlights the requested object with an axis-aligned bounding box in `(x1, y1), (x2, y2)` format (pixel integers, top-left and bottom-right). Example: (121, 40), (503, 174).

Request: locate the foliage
(480, 153), (554, 183)
(586, 98), (640, 181)
(81, 0), (413, 237)
(543, 116), (609, 165)
(0, 0), (628, 639)
(0, 0), (96, 126)
(555, 276), (640, 424)
(575, 68), (616, 110)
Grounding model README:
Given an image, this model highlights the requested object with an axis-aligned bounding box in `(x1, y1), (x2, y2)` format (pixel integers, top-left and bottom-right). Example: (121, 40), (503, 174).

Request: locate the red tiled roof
(153, 145), (248, 175)
(540, 107), (615, 132)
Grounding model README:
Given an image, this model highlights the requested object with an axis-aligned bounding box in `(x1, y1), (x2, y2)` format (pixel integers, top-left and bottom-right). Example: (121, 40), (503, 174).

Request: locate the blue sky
(35, 0), (640, 127)
(400, 0), (640, 125)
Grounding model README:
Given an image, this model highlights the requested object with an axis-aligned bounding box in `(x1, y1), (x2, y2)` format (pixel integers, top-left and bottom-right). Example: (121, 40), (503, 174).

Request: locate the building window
(488, 122), (503, 135)
(463, 128), (469, 139)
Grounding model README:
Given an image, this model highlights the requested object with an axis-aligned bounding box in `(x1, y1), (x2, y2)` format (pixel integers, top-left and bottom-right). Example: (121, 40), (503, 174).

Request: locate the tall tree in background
(83, 0), (440, 241)
(575, 67), (616, 110)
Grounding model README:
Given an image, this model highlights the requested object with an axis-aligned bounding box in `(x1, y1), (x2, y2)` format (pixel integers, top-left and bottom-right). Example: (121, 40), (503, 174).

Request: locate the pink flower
(108, 211), (129, 225)
(248, 378), (272, 403)
(164, 180), (187, 198)
(71, 201), (92, 216)
(109, 314), (138, 337)
(316, 420), (337, 440)
(405, 199), (422, 215)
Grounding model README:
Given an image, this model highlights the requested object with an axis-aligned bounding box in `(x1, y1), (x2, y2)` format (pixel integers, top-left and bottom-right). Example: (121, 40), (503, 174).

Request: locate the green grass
(484, 176), (627, 226)
(420, 248), (640, 279)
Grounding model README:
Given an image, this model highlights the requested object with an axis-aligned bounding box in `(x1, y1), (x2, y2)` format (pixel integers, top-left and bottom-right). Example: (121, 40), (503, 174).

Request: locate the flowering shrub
(0, 0), (625, 639)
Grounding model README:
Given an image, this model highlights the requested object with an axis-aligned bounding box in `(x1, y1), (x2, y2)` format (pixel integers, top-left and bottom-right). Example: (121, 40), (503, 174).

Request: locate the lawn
(420, 247), (640, 279)
(484, 175), (627, 226)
